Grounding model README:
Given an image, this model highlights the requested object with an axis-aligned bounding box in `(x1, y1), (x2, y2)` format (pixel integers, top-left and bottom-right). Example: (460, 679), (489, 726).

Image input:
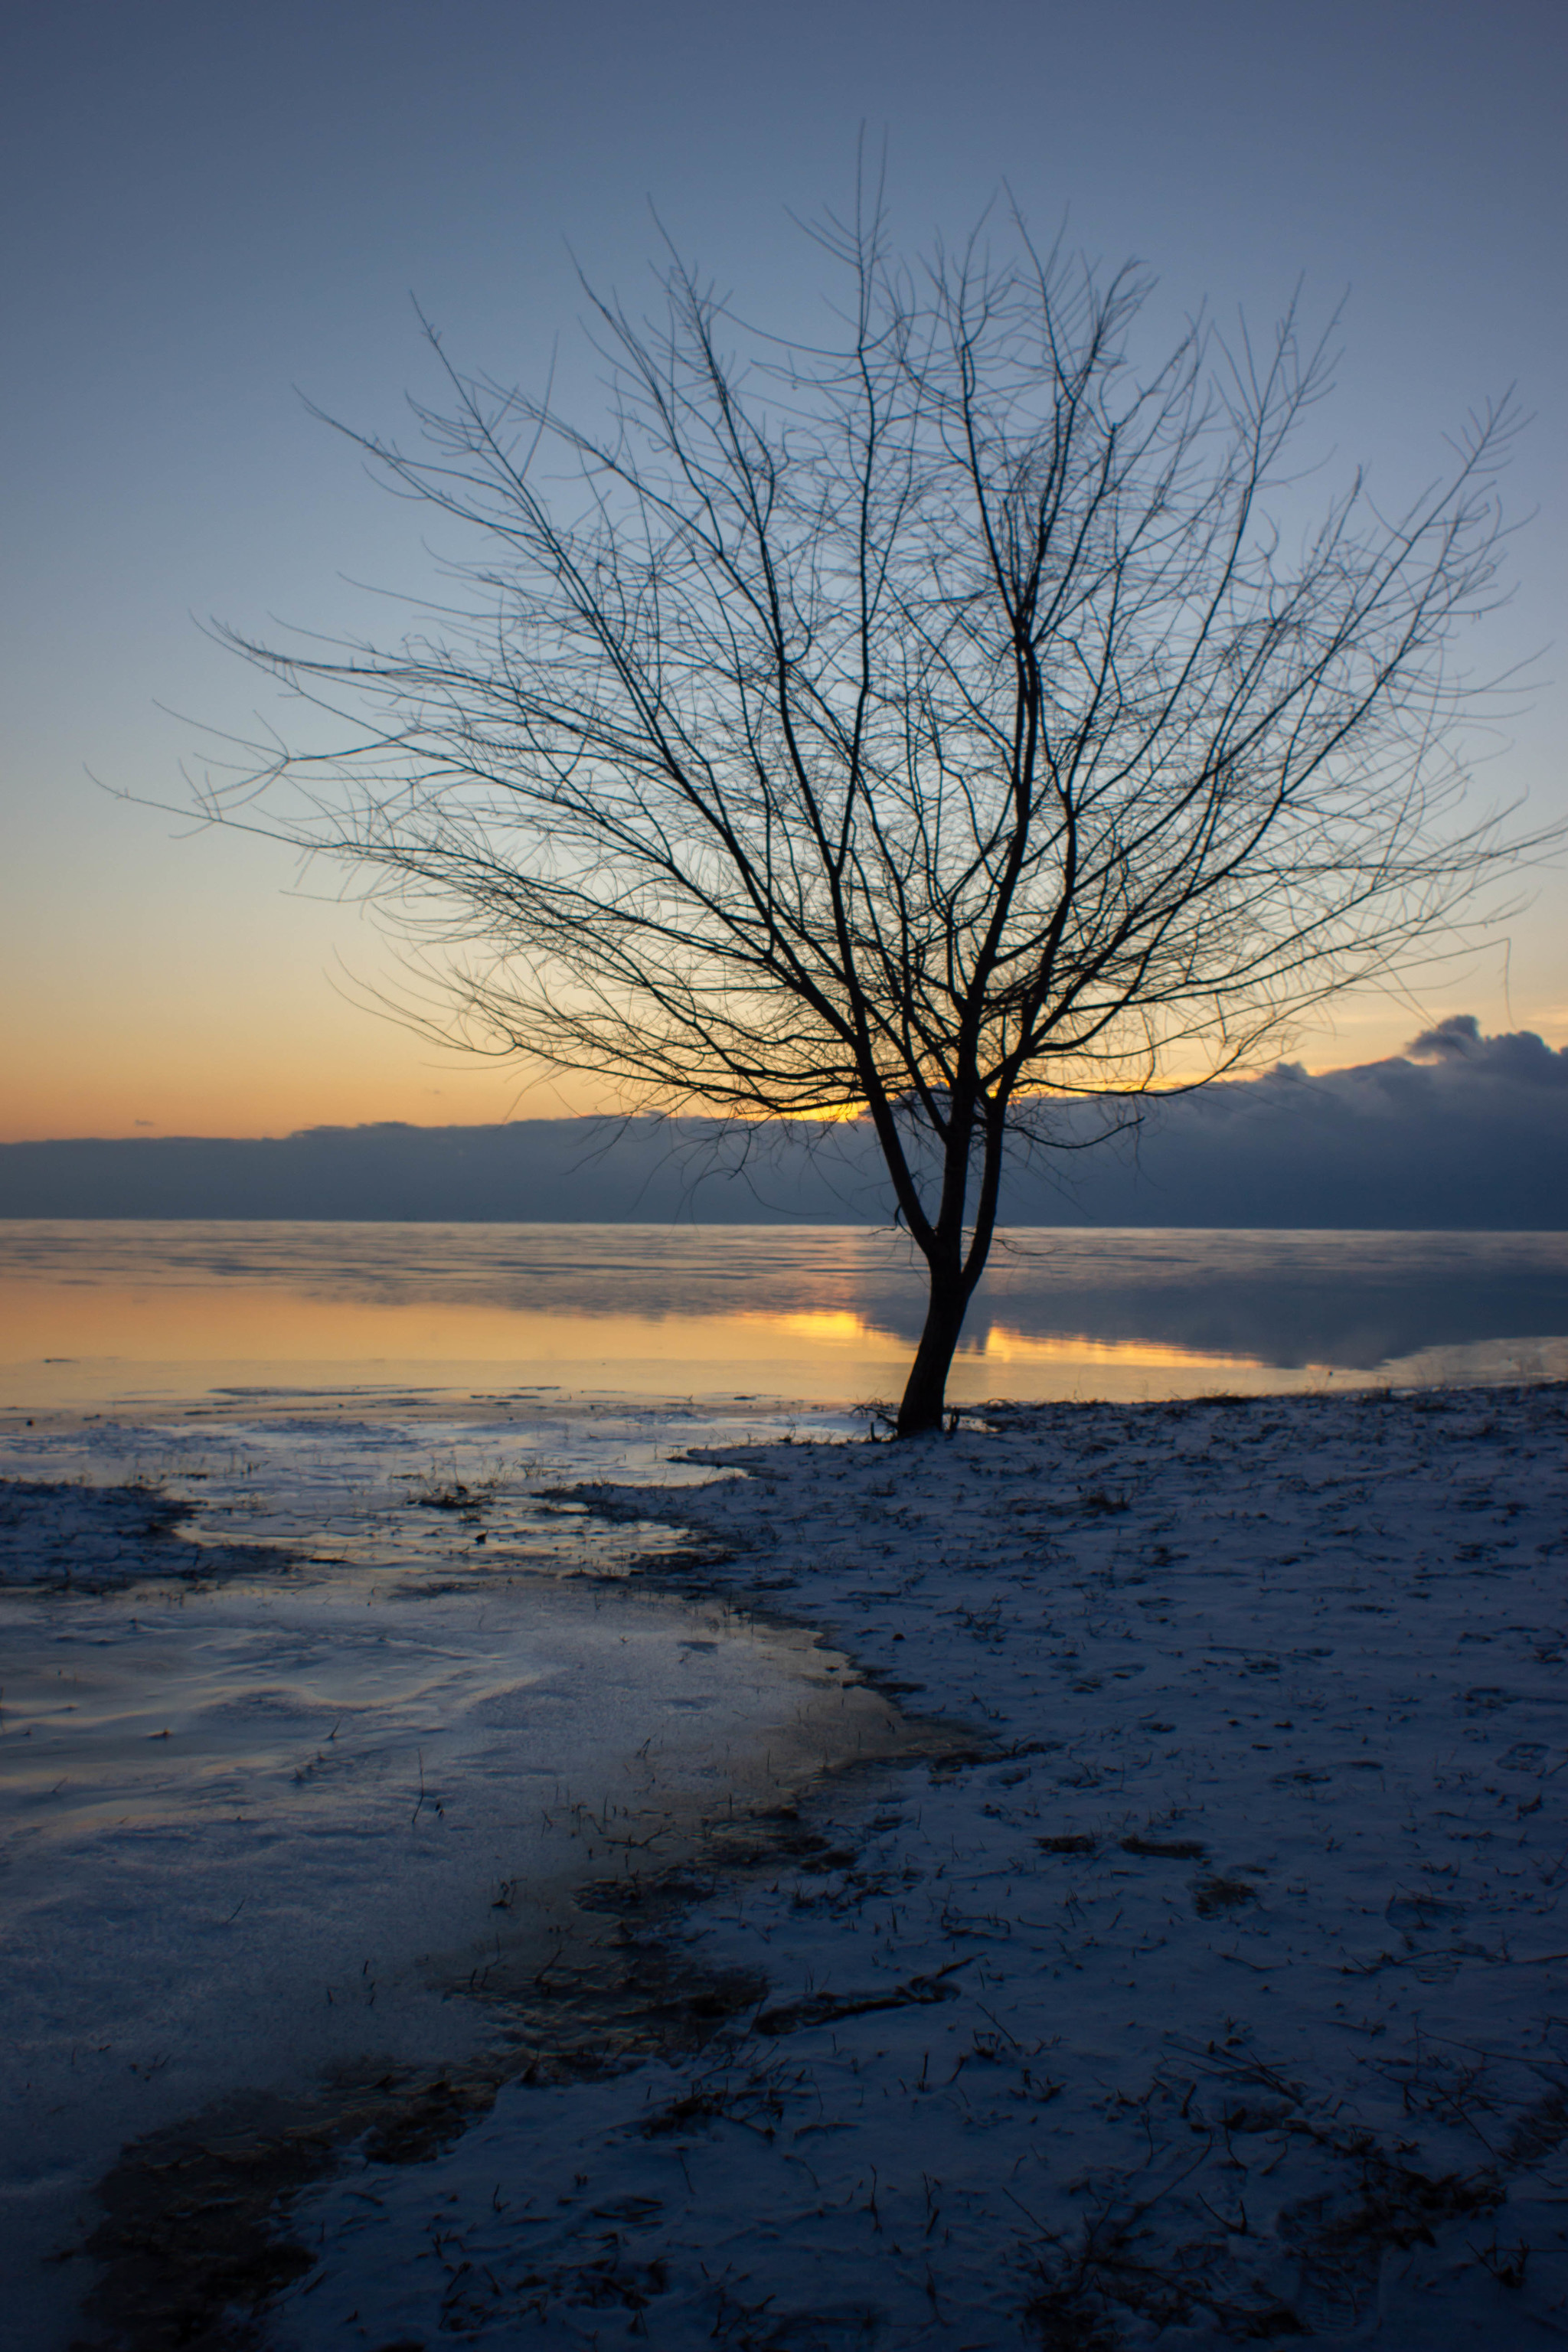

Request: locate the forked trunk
(895, 1263), (972, 1437)
(891, 1099), (1007, 1437)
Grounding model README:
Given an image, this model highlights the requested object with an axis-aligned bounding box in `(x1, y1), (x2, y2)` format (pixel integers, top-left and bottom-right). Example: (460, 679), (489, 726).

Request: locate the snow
(6, 1380), (1568, 2346)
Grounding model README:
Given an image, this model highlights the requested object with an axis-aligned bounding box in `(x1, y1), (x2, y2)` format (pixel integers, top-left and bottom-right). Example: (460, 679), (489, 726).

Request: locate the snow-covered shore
(8, 1380), (1568, 2347)
(0, 1415), (906, 2351)
(264, 1381), (1568, 2348)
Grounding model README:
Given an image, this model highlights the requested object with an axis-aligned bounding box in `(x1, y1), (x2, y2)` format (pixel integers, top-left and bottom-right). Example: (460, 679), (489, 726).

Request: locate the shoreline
(0, 1446), (933, 2351)
(66, 1630), (943, 2352)
(269, 1378), (1568, 2347)
(8, 1377), (1568, 2345)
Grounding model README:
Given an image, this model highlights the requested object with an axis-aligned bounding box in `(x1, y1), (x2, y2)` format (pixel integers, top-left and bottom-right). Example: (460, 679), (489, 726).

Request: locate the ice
(0, 1398), (895, 2350)
(8, 1380), (1568, 2345)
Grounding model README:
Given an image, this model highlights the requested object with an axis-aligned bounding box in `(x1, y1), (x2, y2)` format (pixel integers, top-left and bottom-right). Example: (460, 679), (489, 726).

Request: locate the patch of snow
(264, 1382), (1568, 2346)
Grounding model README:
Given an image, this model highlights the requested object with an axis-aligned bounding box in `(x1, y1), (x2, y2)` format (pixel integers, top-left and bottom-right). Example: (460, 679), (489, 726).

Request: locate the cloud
(1402, 1014), (1568, 1083)
(1020, 1023), (1567, 1227)
(1406, 1011), (1485, 1060)
(0, 1024), (1561, 1229)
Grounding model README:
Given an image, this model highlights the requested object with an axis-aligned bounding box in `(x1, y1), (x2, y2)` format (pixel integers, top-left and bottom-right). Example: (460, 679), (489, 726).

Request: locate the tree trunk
(896, 1262), (972, 1436)
(893, 1099), (1008, 1438)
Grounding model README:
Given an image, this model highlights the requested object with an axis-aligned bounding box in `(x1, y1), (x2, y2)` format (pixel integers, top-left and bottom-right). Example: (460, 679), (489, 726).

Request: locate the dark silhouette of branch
(193, 190), (1541, 1432)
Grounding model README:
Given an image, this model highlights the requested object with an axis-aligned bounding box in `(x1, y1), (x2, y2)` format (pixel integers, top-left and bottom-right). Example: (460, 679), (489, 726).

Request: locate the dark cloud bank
(3, 1021), (1563, 1227)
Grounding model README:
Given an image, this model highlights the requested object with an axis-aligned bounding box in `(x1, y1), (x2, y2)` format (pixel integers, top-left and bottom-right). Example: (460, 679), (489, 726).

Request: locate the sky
(2, 0), (1564, 1143)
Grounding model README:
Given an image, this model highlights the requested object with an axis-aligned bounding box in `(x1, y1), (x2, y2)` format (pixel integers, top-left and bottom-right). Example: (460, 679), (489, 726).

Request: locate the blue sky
(3, 0), (1563, 1137)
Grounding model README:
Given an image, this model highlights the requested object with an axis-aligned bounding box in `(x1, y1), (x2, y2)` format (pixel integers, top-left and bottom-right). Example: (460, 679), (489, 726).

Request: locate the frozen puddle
(0, 1415), (913, 2350)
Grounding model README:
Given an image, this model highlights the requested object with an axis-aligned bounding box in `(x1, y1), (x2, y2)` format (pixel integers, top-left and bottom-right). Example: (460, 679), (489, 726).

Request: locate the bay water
(2, 1219), (1566, 1415)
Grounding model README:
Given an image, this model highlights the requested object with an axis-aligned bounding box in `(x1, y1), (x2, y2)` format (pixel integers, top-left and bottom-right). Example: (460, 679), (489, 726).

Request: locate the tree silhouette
(209, 198), (1524, 1432)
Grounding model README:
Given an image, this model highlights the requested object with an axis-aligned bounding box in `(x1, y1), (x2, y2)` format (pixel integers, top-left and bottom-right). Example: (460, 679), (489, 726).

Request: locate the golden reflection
(968, 1324), (1267, 1370)
(2, 1282), (1264, 1381)
(775, 1311), (872, 1342)
(763, 1311), (1259, 1374)
(0, 1264), (1306, 1413)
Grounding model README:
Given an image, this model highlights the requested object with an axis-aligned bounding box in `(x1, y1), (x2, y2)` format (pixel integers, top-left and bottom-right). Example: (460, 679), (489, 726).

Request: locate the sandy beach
(5, 1380), (1568, 2347)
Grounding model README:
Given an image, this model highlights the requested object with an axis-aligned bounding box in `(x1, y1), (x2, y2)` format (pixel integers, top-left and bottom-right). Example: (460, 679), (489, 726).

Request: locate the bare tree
(207, 199), (1525, 1434)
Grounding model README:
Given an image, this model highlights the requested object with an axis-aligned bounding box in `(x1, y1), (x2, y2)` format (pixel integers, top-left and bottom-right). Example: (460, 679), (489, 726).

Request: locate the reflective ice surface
(4, 1220), (1567, 1410)
(0, 1400), (906, 2350)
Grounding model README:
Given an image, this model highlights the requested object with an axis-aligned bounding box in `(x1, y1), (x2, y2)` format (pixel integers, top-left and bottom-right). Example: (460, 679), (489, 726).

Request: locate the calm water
(2, 1221), (1566, 1412)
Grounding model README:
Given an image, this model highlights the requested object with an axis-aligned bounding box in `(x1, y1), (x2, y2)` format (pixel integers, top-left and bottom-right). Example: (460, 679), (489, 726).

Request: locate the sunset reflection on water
(772, 1306), (1268, 1374)
(2, 1220), (1565, 1413)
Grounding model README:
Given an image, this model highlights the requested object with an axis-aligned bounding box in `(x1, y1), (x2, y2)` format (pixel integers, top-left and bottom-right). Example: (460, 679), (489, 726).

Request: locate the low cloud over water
(2, 1021), (1563, 1228)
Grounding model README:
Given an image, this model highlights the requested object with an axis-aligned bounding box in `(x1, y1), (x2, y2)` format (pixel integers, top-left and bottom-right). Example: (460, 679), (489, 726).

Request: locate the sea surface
(3, 1220), (1566, 1413)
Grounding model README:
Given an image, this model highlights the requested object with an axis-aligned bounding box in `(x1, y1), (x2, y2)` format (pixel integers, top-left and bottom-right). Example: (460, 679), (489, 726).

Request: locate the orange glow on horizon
(8, 992), (1566, 1147)
(0, 1024), (616, 1144)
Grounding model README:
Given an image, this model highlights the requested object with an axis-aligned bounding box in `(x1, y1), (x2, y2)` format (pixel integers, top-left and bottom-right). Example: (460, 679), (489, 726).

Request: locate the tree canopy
(207, 199), (1525, 1430)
